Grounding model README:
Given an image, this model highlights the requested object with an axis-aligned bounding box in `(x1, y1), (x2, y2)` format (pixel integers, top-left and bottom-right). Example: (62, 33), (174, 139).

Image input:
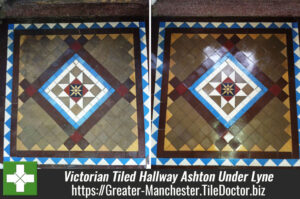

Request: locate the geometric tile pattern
(84, 34), (135, 83)
(19, 35), (69, 83)
(164, 96), (220, 151)
(152, 21), (300, 167)
(39, 54), (114, 129)
(161, 32), (293, 156)
(18, 98), (69, 151)
(3, 22), (149, 167)
(190, 53), (267, 128)
(237, 97), (291, 152)
(17, 33), (134, 154)
(236, 34), (287, 83)
(84, 98), (138, 152)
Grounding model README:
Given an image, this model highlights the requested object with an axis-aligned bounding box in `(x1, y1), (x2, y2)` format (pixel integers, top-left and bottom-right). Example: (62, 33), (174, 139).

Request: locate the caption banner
(1, 168), (300, 198)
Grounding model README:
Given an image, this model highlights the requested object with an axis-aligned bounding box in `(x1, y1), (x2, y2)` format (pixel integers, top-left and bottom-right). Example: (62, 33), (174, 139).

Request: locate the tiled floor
(1, 22), (149, 167)
(152, 21), (300, 166)
(2, 19), (300, 168)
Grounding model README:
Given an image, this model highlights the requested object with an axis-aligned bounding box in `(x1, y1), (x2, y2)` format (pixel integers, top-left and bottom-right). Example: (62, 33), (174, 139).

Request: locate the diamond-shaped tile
(189, 52), (267, 128)
(223, 131), (234, 143)
(39, 54), (115, 129)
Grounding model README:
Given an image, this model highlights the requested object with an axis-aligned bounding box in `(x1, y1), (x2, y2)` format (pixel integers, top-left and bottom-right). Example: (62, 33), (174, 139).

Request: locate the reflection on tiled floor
(3, 22), (149, 167)
(152, 21), (300, 166)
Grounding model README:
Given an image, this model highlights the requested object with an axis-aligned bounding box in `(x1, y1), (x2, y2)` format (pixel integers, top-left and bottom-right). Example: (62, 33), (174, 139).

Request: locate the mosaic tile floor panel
(152, 21), (300, 167)
(1, 22), (149, 167)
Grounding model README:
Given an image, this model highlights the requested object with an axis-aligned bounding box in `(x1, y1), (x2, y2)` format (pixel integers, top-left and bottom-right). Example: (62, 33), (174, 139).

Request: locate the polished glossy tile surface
(152, 21), (300, 166)
(2, 22), (149, 167)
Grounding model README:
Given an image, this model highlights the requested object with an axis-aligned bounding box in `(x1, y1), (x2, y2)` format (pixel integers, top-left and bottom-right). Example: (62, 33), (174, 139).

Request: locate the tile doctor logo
(3, 162), (37, 196)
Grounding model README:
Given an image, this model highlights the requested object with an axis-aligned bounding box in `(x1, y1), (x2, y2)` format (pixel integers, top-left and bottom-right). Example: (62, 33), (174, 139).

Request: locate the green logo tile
(3, 162), (37, 196)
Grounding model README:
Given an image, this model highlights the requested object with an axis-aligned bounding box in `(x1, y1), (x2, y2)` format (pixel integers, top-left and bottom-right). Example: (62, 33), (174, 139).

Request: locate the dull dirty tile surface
(2, 22), (148, 167)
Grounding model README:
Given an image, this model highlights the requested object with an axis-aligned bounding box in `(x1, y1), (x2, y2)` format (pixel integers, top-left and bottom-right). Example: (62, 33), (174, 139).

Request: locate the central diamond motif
(189, 53), (267, 128)
(39, 54), (115, 129)
(218, 77), (240, 100)
(221, 82), (236, 96)
(64, 79), (88, 102)
(68, 83), (84, 98)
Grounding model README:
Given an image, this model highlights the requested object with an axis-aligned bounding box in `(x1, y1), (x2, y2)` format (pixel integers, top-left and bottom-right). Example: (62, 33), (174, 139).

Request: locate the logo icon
(3, 162), (37, 196)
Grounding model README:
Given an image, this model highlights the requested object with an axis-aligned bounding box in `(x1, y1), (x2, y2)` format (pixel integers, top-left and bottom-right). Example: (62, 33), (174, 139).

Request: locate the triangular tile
(112, 145), (123, 151)
(207, 144), (219, 151)
(236, 145), (248, 151)
(279, 139), (292, 152)
(171, 33), (183, 44)
(164, 138), (177, 151)
(211, 96), (222, 107)
(71, 144), (83, 151)
(250, 145), (262, 151)
(84, 144), (96, 151)
(44, 144), (55, 151)
(265, 145), (276, 152)
(179, 144), (191, 151)
(99, 145), (109, 151)
(57, 145), (68, 151)
(193, 144), (205, 151)
(222, 144), (233, 151)
(126, 140), (138, 151)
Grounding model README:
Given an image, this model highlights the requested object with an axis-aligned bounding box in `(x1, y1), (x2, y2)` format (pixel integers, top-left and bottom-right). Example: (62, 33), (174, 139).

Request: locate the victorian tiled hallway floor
(1, 22), (149, 167)
(152, 20), (300, 167)
(2, 19), (300, 168)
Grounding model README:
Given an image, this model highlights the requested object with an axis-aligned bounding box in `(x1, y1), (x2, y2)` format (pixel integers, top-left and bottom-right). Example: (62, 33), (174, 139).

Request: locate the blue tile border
(3, 22), (149, 166)
(152, 21), (300, 167)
